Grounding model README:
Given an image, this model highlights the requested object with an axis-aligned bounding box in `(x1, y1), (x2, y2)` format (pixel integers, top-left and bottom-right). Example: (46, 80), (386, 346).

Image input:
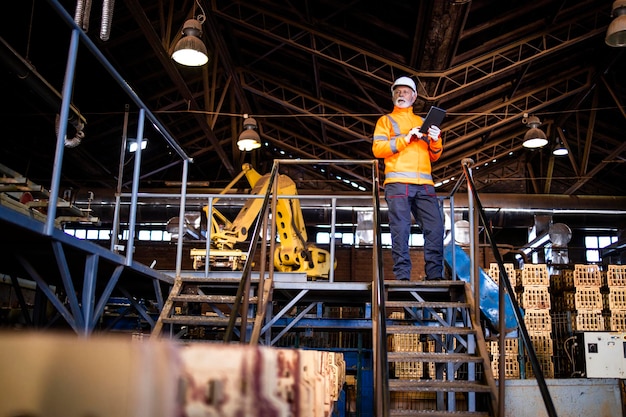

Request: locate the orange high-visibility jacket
(372, 106), (443, 186)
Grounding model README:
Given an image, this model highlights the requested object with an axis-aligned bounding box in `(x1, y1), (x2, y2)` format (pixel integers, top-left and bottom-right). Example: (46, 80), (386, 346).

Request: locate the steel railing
(452, 158), (558, 417)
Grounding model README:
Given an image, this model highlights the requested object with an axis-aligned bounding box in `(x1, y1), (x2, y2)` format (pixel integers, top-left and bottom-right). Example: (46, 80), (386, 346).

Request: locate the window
(65, 227), (172, 242)
(316, 231), (426, 247)
(341, 232), (354, 245)
(65, 228), (108, 240)
(316, 232), (330, 244)
(315, 232), (354, 245)
(409, 233), (425, 246)
(585, 235), (618, 263)
(138, 230), (152, 241)
(86, 229), (101, 240)
(138, 229), (172, 241)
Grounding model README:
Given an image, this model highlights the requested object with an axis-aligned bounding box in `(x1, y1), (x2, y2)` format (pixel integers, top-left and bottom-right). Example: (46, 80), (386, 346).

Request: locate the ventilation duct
(519, 216), (573, 265)
(55, 114), (85, 148)
(549, 222), (572, 264)
(74, 0), (116, 41)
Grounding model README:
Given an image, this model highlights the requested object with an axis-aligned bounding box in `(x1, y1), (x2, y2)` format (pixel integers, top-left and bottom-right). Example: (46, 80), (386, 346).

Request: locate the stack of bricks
(548, 269), (574, 378)
(386, 316), (440, 410)
(551, 269), (576, 312)
(548, 268), (573, 307)
(388, 312), (441, 380)
(488, 262), (523, 313)
(388, 311), (424, 379)
(390, 333), (424, 379)
(607, 265), (626, 331)
(488, 263), (516, 287)
(572, 264), (604, 332)
(487, 263), (521, 379)
(519, 264), (554, 378)
(487, 337), (520, 379)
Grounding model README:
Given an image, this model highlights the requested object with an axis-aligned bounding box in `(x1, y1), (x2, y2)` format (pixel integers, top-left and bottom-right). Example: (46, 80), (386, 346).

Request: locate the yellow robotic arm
(271, 180), (334, 279)
(206, 164), (335, 279)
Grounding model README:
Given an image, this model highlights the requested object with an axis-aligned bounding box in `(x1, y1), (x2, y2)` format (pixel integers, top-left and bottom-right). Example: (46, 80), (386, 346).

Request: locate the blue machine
(444, 243), (519, 332)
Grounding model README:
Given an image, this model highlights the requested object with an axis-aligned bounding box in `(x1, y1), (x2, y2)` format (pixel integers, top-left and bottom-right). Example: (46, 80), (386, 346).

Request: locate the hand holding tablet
(419, 106), (446, 134)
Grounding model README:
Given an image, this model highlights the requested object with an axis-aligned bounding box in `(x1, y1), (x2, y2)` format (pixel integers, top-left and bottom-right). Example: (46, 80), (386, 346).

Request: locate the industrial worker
(372, 76), (444, 281)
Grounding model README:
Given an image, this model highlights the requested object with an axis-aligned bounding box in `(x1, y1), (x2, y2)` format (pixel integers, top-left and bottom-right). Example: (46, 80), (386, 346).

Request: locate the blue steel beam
(15, 255), (78, 331)
(91, 265), (125, 329)
(81, 253), (99, 336)
(51, 241), (84, 329)
(1, 199), (174, 335)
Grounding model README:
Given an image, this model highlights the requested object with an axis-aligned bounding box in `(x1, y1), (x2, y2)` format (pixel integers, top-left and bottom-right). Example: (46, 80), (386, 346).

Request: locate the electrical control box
(581, 332), (626, 378)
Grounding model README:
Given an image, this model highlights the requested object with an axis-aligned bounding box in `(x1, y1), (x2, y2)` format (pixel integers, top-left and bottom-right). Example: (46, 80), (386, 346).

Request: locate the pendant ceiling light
(606, 0), (626, 47)
(522, 115), (548, 149)
(171, 18), (209, 66)
(237, 117), (261, 152)
(552, 139), (568, 156)
(171, 1), (209, 67)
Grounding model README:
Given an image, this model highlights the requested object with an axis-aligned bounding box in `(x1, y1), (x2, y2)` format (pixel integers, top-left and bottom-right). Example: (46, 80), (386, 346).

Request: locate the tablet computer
(419, 106), (447, 134)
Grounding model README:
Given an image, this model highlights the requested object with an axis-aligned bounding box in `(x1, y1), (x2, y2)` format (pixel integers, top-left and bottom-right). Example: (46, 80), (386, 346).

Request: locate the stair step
(388, 352), (483, 364)
(387, 325), (475, 335)
(176, 276), (246, 284)
(389, 410), (489, 417)
(385, 280), (466, 287)
(162, 315), (243, 326)
(170, 294), (257, 303)
(386, 301), (470, 309)
(388, 379), (491, 393)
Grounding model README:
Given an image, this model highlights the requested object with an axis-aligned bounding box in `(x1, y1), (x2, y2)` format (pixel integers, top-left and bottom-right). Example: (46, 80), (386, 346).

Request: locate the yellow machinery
(191, 164), (334, 279)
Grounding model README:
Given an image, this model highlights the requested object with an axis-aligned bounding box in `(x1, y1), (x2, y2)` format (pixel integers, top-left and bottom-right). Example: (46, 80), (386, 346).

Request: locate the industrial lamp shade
(237, 117), (261, 151)
(522, 115), (548, 149)
(552, 141), (568, 156)
(523, 128), (548, 149)
(171, 19), (209, 66)
(607, 0), (626, 47)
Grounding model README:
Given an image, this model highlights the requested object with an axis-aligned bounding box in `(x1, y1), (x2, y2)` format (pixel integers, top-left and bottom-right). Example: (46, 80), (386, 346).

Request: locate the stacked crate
(488, 263), (515, 286)
(549, 267), (576, 377)
(551, 269), (576, 312)
(519, 264), (554, 378)
(388, 312), (424, 379)
(607, 265), (626, 331)
(488, 262), (524, 311)
(519, 265), (551, 309)
(388, 323), (448, 380)
(488, 337), (520, 379)
(487, 263), (521, 379)
(572, 264), (604, 332)
(391, 333), (424, 379)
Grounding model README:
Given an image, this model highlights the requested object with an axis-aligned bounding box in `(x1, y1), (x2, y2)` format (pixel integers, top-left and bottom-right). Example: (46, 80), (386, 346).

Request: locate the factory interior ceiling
(1, 0), (626, 205)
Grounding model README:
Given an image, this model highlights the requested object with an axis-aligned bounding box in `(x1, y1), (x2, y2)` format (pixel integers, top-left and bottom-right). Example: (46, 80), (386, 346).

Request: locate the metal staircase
(150, 275), (259, 341)
(384, 280), (498, 416)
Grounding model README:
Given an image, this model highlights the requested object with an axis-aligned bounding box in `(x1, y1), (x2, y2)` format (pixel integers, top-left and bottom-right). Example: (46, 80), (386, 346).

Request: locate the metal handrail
(223, 162), (280, 343)
(371, 161), (390, 417)
(455, 159), (558, 417)
(45, 0), (193, 275)
(222, 159), (383, 344)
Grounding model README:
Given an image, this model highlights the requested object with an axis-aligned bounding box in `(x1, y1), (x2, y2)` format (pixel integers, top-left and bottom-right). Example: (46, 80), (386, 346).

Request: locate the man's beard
(394, 97), (412, 108)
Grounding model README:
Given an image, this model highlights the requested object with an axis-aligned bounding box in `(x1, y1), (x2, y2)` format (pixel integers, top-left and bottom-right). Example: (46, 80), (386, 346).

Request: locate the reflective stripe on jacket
(372, 106), (443, 186)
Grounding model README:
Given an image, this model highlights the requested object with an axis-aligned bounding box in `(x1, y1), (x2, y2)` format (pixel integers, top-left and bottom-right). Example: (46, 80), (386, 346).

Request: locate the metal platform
(0, 203), (173, 335)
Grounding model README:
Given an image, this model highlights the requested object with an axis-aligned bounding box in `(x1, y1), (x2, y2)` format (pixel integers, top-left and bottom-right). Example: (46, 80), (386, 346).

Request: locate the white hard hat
(391, 76), (416, 93)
